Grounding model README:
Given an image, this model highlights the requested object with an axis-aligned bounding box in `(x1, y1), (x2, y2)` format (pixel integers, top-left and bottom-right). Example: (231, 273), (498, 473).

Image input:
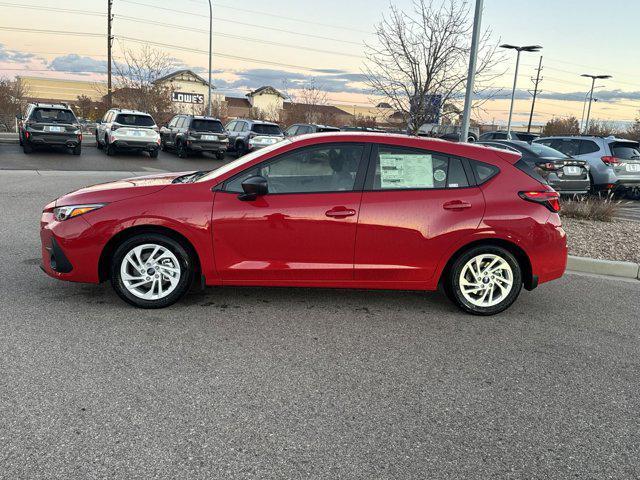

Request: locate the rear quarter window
(579, 140), (600, 155)
(469, 160), (500, 184)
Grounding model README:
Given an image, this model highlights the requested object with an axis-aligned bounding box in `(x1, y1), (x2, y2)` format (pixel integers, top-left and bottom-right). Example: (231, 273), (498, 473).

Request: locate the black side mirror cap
(238, 175), (268, 201)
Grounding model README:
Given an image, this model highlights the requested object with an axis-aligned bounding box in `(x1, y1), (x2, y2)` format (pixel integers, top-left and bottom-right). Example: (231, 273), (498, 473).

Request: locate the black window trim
(363, 142), (477, 192)
(219, 142), (372, 195)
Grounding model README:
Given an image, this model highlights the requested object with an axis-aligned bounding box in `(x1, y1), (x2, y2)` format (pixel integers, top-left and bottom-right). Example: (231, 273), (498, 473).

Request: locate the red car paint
(40, 133), (567, 292)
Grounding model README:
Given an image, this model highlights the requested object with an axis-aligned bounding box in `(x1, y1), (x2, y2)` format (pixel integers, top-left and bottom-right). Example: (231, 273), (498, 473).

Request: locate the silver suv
(534, 136), (640, 193)
(96, 108), (161, 157)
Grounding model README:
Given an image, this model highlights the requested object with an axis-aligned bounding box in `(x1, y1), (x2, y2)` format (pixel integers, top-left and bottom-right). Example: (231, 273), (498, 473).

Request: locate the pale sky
(1, 0), (639, 125)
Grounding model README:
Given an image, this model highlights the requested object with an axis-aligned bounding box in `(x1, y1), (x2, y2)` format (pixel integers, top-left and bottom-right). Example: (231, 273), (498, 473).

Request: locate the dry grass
(560, 194), (623, 222)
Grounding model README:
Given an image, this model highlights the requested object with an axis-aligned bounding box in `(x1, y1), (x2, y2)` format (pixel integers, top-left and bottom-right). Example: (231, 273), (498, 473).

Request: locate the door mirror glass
(239, 175), (268, 201)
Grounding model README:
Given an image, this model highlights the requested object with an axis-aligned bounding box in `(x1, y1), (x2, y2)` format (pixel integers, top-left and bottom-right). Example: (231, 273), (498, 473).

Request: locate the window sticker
(379, 153), (433, 188)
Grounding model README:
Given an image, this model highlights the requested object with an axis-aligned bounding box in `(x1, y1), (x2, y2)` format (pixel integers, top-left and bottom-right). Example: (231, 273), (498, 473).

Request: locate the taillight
(536, 162), (560, 171)
(519, 190), (561, 213)
(601, 156), (620, 166)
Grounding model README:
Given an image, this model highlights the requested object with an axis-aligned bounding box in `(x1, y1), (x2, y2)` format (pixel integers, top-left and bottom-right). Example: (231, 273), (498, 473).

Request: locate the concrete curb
(567, 255), (640, 280)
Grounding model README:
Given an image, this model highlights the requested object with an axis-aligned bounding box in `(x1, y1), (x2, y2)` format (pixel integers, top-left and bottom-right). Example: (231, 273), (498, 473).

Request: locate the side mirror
(239, 175), (268, 201)
(15, 114), (22, 121)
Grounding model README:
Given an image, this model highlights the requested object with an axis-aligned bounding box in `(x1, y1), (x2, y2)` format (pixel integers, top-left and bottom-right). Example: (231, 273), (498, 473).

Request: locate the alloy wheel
(458, 254), (513, 308)
(120, 244), (181, 300)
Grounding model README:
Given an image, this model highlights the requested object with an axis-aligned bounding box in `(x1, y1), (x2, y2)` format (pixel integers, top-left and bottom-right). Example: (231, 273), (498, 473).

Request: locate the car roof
(288, 132), (523, 163)
(189, 115), (222, 121)
(30, 103), (71, 110)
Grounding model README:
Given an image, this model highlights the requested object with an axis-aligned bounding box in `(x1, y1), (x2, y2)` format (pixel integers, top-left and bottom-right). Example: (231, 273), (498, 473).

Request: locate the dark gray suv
(160, 115), (228, 159)
(225, 119), (284, 156)
(18, 103), (82, 155)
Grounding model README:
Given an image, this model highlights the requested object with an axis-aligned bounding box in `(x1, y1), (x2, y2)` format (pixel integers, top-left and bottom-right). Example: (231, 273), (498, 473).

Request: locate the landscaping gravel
(562, 217), (640, 264)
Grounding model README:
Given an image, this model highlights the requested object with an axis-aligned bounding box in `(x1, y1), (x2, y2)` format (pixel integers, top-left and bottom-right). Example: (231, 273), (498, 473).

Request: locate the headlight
(53, 204), (105, 221)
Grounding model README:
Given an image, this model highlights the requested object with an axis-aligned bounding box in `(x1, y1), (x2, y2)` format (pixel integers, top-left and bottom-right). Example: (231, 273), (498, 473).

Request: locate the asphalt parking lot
(1, 159), (640, 478)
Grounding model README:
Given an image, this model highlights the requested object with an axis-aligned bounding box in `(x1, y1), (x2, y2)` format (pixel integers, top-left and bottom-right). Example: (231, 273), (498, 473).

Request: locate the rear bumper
(27, 132), (80, 147)
(186, 140), (228, 153)
(533, 217), (568, 286)
(111, 140), (159, 151)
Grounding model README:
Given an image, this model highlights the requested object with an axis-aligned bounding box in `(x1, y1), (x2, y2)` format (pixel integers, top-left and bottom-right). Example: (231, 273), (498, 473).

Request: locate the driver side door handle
(443, 200), (472, 210)
(325, 208), (356, 218)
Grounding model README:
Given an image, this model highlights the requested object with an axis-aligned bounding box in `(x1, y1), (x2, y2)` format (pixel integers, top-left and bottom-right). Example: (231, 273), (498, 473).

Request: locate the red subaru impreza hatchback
(40, 133), (567, 315)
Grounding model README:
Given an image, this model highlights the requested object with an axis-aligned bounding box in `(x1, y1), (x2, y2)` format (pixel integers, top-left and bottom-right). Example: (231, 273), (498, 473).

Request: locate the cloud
(212, 68), (371, 96)
(48, 54), (108, 73)
(0, 43), (35, 63)
(540, 89), (640, 102)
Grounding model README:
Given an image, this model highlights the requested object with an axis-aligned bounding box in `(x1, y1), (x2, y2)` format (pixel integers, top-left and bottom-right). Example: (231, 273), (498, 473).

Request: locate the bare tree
(113, 46), (178, 124)
(283, 80), (341, 126)
(542, 116), (580, 136)
(0, 77), (29, 132)
(587, 119), (620, 137)
(364, 0), (503, 135)
(626, 114), (640, 142)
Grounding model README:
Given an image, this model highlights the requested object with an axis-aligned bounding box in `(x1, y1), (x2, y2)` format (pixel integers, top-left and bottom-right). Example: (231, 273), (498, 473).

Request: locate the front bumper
(27, 131), (80, 147)
(40, 211), (103, 283)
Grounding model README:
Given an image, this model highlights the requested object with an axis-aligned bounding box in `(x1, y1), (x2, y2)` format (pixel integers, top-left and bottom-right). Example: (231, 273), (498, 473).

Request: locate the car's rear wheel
(446, 245), (523, 315)
(236, 141), (247, 157)
(110, 234), (195, 308)
(215, 151), (225, 160)
(149, 149), (159, 158)
(177, 141), (188, 158)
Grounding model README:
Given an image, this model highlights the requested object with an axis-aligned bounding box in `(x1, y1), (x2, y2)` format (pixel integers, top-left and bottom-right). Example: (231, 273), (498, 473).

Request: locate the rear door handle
(325, 208), (357, 218)
(443, 200), (472, 210)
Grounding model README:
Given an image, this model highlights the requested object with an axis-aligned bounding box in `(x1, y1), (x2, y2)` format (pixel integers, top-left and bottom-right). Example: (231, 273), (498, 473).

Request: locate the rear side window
(31, 108), (76, 124)
(609, 142), (640, 159)
(115, 114), (155, 127)
(191, 119), (224, 133)
(469, 160), (500, 184)
(579, 140), (600, 155)
(252, 124), (282, 135)
(370, 146), (469, 190)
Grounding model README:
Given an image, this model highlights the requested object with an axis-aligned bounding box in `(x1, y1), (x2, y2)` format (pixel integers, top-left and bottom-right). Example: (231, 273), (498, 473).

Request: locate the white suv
(96, 109), (161, 157)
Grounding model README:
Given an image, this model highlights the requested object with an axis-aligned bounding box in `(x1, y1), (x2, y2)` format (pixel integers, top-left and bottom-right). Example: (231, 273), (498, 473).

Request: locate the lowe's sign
(172, 92), (205, 104)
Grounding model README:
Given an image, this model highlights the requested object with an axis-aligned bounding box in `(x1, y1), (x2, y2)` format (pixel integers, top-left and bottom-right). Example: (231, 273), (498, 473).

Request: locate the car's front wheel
(110, 234), (195, 308)
(446, 245), (523, 315)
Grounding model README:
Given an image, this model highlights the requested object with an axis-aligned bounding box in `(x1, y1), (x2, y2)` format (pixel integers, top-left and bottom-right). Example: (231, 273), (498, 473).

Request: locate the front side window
(285, 126), (299, 136)
(224, 144), (364, 194)
(168, 117), (179, 128)
(370, 146), (467, 190)
(551, 139), (580, 156)
(528, 143), (568, 158)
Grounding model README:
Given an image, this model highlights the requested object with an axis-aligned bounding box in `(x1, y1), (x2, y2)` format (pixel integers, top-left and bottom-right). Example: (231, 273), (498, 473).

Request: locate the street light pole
(500, 44), (542, 139)
(581, 73), (611, 134)
(207, 0), (213, 117)
(460, 0), (483, 143)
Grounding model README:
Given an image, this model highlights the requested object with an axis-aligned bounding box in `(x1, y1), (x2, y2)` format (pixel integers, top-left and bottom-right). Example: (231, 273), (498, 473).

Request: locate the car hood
(54, 171), (193, 206)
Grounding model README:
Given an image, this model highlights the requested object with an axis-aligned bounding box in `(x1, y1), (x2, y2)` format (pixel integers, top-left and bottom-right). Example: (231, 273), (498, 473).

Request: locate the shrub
(560, 194), (623, 222)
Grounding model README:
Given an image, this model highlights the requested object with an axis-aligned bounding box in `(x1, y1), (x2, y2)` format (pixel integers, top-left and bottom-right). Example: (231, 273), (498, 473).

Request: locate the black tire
(19, 133), (23, 146)
(96, 136), (103, 150)
(105, 137), (115, 156)
(110, 233), (195, 309)
(215, 151), (225, 160)
(177, 141), (188, 158)
(235, 141), (247, 157)
(23, 143), (33, 154)
(149, 149), (159, 158)
(160, 139), (167, 151)
(72, 144), (82, 156)
(445, 245), (523, 316)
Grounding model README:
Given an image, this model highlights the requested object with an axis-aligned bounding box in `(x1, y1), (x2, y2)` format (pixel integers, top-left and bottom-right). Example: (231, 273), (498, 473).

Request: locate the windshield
(196, 139), (292, 183)
(252, 124), (282, 135)
(31, 108), (76, 124)
(191, 119), (224, 133)
(610, 142), (640, 160)
(115, 114), (155, 127)
(528, 143), (568, 158)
